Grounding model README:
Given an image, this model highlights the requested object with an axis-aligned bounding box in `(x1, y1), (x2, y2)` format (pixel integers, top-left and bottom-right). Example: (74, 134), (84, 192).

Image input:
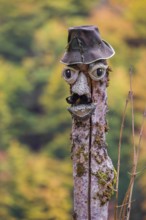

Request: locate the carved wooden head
(61, 25), (115, 120)
(62, 60), (109, 119)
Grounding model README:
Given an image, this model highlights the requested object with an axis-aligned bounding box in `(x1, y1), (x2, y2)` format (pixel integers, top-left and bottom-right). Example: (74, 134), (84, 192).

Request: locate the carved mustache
(66, 93), (92, 105)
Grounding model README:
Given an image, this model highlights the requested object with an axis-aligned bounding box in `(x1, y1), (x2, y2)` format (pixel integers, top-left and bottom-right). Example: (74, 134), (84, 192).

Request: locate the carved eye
(89, 63), (108, 81)
(62, 67), (78, 84)
(65, 69), (72, 78)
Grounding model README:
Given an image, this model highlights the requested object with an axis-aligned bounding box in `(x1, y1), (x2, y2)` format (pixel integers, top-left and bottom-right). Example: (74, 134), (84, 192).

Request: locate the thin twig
(117, 199), (135, 208)
(125, 66), (136, 220)
(119, 178), (133, 220)
(117, 66), (146, 220)
(125, 68), (146, 220)
(136, 108), (146, 165)
(114, 93), (129, 220)
(129, 66), (136, 159)
(118, 66), (135, 220)
(119, 106), (146, 220)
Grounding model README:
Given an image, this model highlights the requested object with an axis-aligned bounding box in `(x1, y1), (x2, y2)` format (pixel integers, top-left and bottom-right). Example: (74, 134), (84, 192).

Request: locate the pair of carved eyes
(62, 63), (108, 84)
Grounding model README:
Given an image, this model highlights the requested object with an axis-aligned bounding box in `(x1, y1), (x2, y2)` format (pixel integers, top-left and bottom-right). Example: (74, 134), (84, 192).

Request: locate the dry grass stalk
(114, 92), (130, 220)
(115, 67), (146, 220)
(125, 66), (136, 220)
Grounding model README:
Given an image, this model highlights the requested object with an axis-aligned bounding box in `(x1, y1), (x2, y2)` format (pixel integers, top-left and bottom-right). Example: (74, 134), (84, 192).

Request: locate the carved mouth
(67, 104), (96, 119)
(66, 93), (95, 119)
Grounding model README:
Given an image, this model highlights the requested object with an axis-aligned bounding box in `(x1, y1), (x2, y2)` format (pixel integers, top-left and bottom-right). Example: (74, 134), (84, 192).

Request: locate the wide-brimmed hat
(60, 25), (115, 65)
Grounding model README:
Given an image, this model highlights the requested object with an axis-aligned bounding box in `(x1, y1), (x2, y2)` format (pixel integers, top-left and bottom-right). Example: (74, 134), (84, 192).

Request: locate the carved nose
(72, 72), (90, 96)
(66, 94), (92, 105)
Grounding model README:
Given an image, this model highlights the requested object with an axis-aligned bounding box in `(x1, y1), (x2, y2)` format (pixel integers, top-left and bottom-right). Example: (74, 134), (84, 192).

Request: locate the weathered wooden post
(61, 25), (116, 220)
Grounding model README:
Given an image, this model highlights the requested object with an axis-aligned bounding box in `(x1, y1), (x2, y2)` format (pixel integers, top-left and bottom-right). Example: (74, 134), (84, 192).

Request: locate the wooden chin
(67, 104), (96, 120)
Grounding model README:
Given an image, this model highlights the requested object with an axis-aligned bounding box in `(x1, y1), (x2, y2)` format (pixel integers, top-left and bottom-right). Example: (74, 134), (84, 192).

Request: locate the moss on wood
(76, 162), (86, 177)
(93, 168), (117, 205)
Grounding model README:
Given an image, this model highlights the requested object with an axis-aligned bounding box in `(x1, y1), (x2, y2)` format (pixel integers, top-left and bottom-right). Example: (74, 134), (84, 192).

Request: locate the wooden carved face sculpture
(61, 26), (114, 120)
(61, 26), (115, 219)
(62, 61), (108, 120)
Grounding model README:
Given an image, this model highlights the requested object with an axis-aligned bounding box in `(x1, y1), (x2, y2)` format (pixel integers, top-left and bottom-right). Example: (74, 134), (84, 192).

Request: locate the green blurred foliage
(0, 0), (146, 219)
(0, 141), (72, 220)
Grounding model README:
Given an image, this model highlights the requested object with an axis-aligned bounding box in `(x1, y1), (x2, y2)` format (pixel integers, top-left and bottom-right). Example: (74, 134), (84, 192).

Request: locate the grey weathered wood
(70, 67), (116, 220)
(61, 25), (116, 220)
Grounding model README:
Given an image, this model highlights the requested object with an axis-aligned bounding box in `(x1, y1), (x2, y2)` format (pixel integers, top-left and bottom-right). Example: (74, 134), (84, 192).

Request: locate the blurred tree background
(0, 0), (146, 219)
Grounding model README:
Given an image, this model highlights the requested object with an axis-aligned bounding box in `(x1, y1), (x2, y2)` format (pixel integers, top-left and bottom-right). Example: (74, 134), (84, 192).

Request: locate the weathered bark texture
(72, 73), (116, 220)
(72, 119), (90, 219)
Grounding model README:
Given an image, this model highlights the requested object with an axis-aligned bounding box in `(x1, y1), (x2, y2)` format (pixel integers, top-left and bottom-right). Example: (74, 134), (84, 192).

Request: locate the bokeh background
(0, 0), (146, 219)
